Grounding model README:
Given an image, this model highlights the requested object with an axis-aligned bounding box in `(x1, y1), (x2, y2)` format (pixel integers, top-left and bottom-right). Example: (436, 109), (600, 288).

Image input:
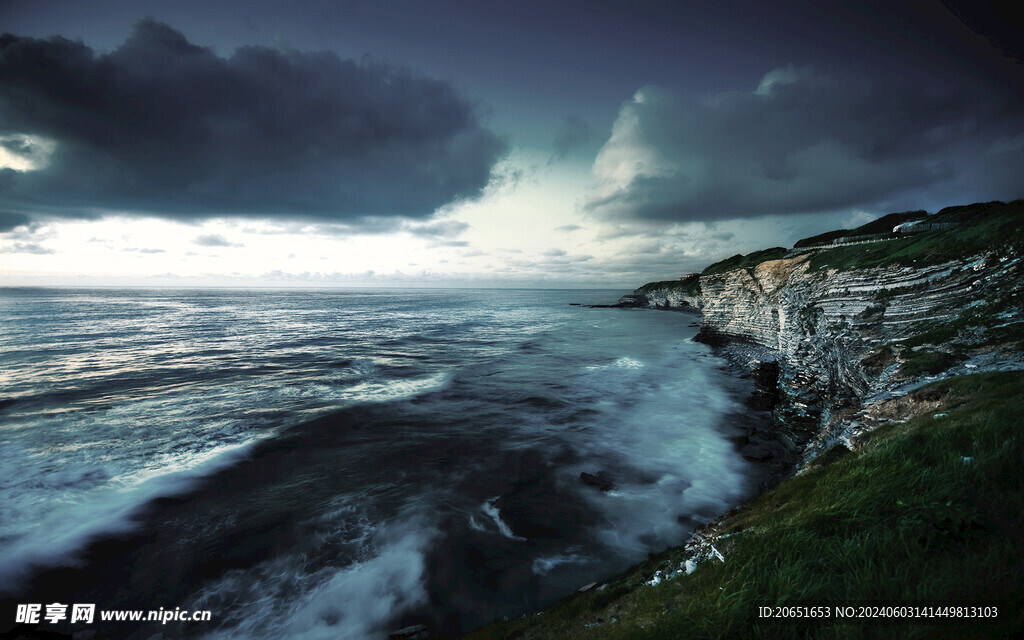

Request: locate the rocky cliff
(624, 202), (1024, 462)
(464, 203), (1024, 640)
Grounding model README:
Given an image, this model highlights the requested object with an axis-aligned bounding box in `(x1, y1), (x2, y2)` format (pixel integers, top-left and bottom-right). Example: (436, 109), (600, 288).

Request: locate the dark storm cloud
(0, 211), (30, 232)
(586, 67), (1024, 222)
(942, 0), (1024, 63)
(0, 19), (506, 224)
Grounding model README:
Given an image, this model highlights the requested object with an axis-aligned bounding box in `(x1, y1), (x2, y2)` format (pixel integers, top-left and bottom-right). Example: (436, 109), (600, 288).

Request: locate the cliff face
(626, 248), (1024, 458)
(632, 285), (701, 310)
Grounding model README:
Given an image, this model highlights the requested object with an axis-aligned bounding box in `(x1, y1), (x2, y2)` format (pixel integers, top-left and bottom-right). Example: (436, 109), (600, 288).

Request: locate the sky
(1, 0), (1022, 288)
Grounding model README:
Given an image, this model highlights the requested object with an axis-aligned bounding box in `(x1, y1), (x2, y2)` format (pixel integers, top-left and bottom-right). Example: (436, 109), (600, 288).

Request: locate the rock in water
(616, 294), (647, 307)
(389, 624), (430, 640)
(580, 471), (614, 491)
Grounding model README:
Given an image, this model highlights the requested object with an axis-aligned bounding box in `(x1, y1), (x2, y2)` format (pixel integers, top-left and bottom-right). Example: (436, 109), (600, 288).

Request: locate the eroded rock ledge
(624, 248), (1024, 465)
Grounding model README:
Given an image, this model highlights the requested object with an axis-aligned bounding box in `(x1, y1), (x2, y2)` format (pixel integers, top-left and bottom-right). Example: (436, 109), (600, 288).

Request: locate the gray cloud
(194, 234), (241, 247)
(543, 248), (567, 257)
(405, 219), (470, 238)
(276, 218), (406, 237)
(586, 67), (1024, 222)
(551, 115), (592, 161)
(554, 224), (582, 232)
(629, 239), (664, 254)
(1, 242), (53, 254)
(0, 211), (30, 232)
(0, 20), (506, 224)
(564, 254), (593, 263)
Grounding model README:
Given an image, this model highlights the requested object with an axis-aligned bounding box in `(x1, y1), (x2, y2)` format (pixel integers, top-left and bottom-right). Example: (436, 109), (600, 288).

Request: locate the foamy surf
(481, 498), (527, 541)
(532, 549), (590, 576)
(335, 371), (451, 406)
(560, 341), (754, 557)
(0, 288), (770, 638)
(195, 511), (438, 640)
(0, 438), (261, 593)
(0, 369), (451, 594)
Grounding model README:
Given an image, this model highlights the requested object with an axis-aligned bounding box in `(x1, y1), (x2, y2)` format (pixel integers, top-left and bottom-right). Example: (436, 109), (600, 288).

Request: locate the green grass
(848, 210), (929, 235)
(656, 202), (1021, 282)
(794, 211), (928, 248)
(702, 247), (789, 277)
(636, 274), (701, 298)
(805, 201), (1023, 272)
(462, 372), (1024, 640)
(898, 350), (959, 378)
(793, 229), (854, 248)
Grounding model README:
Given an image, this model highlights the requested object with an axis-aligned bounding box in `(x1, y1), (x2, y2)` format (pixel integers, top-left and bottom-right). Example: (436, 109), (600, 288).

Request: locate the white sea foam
(335, 371), (451, 406)
(565, 341), (754, 557)
(0, 438), (260, 593)
(197, 511), (437, 640)
(0, 369), (451, 594)
(531, 549), (589, 576)
(481, 498), (526, 541)
(584, 356), (644, 371)
(1, 288), (762, 633)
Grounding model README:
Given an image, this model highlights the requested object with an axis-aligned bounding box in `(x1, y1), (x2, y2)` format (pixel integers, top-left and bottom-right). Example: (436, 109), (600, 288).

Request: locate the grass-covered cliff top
(635, 201), (1022, 290)
(635, 273), (701, 297)
(462, 371), (1024, 639)
(793, 210), (928, 247)
(701, 246), (789, 276)
(805, 200), (1023, 272)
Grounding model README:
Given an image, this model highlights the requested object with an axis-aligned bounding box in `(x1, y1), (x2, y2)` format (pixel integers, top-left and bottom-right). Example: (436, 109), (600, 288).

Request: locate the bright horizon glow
(1, 8), (1021, 289)
(0, 137), (889, 289)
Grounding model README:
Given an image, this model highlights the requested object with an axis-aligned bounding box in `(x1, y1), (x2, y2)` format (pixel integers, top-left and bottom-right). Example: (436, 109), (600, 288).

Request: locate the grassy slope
(463, 372), (1024, 640)
(805, 201), (1023, 272)
(701, 247), (789, 277)
(636, 274), (701, 298)
(793, 211), (928, 248)
(636, 201), (1022, 290)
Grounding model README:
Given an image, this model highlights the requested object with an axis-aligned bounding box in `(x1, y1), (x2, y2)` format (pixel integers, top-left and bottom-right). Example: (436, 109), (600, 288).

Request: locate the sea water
(0, 288), (764, 638)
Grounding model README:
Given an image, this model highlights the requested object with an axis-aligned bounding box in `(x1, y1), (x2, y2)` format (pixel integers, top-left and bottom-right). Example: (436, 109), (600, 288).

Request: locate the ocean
(0, 287), (767, 639)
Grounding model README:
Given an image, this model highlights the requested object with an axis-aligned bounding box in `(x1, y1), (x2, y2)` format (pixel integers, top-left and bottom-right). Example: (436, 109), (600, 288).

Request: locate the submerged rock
(580, 471), (614, 492)
(388, 623), (430, 640)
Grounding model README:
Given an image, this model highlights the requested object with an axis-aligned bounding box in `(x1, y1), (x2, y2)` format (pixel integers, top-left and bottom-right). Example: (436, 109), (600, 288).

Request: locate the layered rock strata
(623, 249), (1024, 460)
